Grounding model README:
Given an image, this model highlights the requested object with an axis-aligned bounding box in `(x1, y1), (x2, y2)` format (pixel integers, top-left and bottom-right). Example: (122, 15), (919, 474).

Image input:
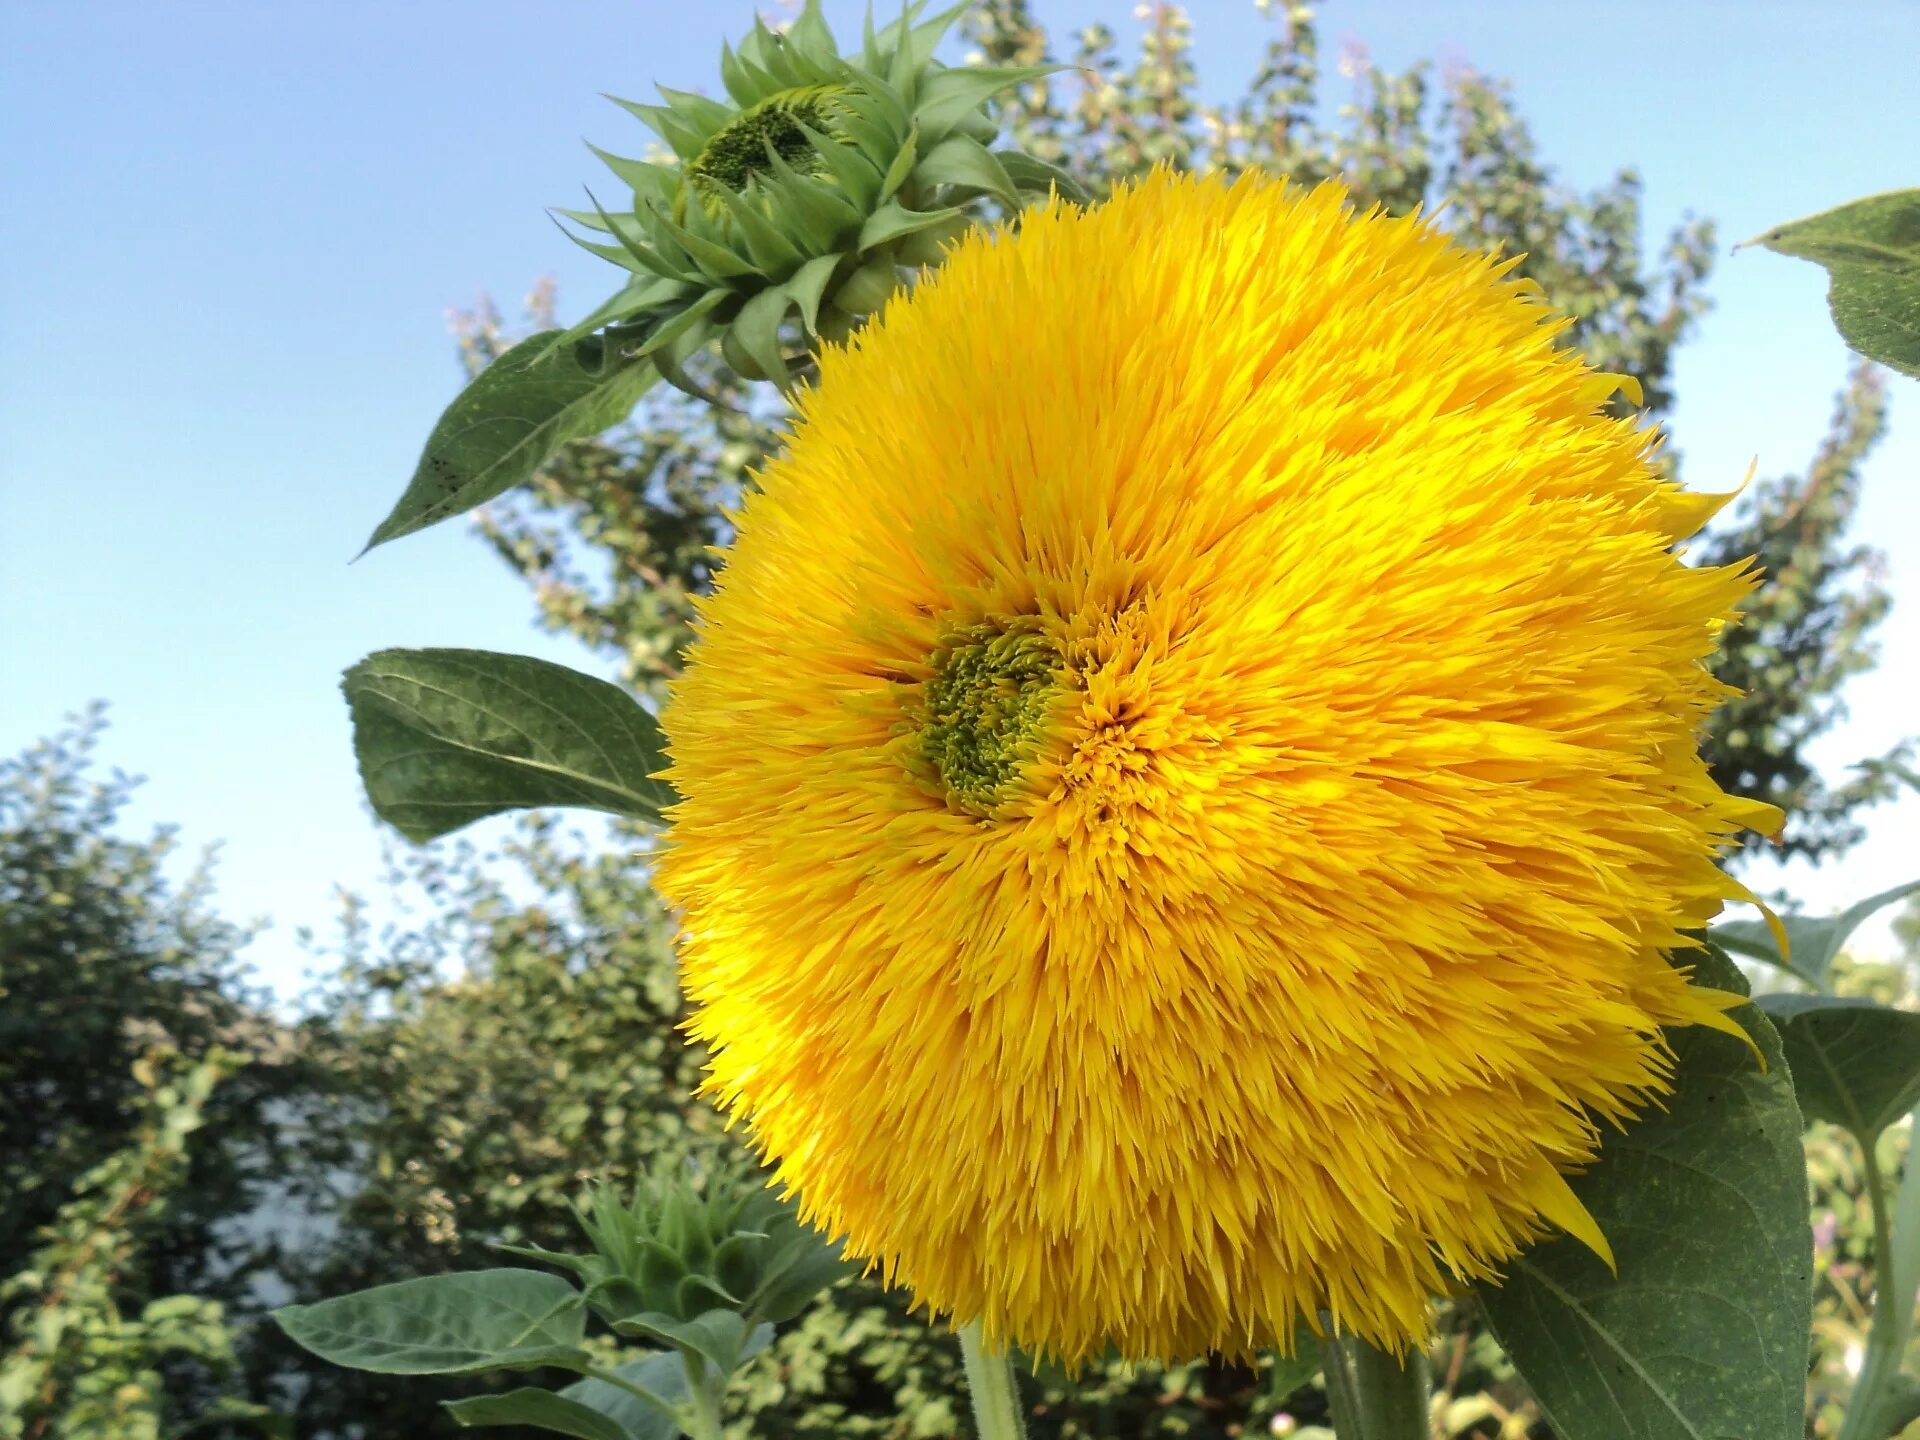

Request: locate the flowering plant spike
(556, 0), (1071, 390)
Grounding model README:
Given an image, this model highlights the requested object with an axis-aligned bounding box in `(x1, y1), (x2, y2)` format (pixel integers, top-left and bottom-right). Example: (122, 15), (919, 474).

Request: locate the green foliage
(1755, 189), (1920, 379)
(1477, 948), (1811, 1440)
(373, 2), (1069, 556)
(276, 1166), (842, 1440)
(1758, 995), (1920, 1141)
(444, 1387), (637, 1440)
(0, 712), (321, 1433)
(366, 330), (662, 552)
(276, 1270), (592, 1376)
(342, 648), (675, 842)
(268, 816), (718, 1436)
(1714, 879), (1920, 989)
(0, 1049), (279, 1440)
(1, 710), (255, 1260)
(551, 1353), (691, 1440)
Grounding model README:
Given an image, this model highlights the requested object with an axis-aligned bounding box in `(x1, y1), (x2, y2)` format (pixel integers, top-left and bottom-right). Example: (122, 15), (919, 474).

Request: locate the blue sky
(3, 0), (1916, 999)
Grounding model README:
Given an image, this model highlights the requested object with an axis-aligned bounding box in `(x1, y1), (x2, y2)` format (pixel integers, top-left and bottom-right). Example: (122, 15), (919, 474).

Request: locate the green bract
(556, 0), (1074, 389)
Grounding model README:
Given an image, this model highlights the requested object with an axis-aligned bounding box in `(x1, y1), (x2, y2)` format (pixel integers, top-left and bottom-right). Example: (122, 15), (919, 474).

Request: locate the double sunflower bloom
(655, 168), (1779, 1364)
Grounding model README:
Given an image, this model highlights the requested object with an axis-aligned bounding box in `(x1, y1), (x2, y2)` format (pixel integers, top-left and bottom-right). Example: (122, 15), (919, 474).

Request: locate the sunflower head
(656, 168), (1782, 1367)
(556, 0), (1074, 389)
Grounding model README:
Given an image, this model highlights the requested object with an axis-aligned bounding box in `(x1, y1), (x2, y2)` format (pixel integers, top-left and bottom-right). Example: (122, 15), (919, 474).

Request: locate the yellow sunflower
(654, 168), (1781, 1364)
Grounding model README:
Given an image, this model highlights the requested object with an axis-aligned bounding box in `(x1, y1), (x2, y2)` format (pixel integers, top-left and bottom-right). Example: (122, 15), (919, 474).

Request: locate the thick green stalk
(959, 1319), (1028, 1440)
(680, 1353), (728, 1440)
(1322, 1332), (1431, 1440)
(1839, 1119), (1919, 1440)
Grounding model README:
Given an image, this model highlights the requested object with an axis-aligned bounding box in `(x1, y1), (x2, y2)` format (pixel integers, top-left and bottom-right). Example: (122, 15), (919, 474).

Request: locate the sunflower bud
(555, 0), (1078, 391)
(552, 1170), (847, 1334)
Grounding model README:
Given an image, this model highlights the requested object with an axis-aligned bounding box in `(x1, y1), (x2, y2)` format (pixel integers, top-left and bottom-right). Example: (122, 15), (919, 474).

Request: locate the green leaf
(711, 186), (805, 275)
(1711, 880), (1920, 988)
(365, 332), (657, 551)
(859, 199), (967, 255)
(1476, 948), (1810, 1440)
(1753, 190), (1920, 378)
(549, 277), (689, 355)
(624, 290), (731, 363)
(645, 205), (759, 281)
(914, 134), (1021, 210)
(653, 84), (733, 137)
(444, 1389), (633, 1440)
(605, 95), (706, 162)
(748, 1238), (849, 1325)
(780, 253), (844, 337)
(996, 149), (1089, 204)
(761, 150), (865, 252)
(877, 125), (918, 204)
(728, 287), (795, 388)
(1886, 1117), (1920, 1422)
(1755, 995), (1920, 1139)
(586, 144), (676, 205)
(494, 1243), (604, 1285)
(909, 65), (1050, 142)
(610, 1309), (751, 1377)
(559, 1352), (691, 1440)
(796, 120), (882, 210)
(342, 648), (676, 843)
(273, 1270), (589, 1376)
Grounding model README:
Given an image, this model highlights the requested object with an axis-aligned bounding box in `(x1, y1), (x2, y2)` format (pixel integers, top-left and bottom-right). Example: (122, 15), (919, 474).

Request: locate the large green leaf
(1755, 995), (1920, 1140)
(1477, 948), (1810, 1440)
(364, 331), (659, 552)
(1711, 880), (1920, 989)
(1753, 190), (1920, 379)
(342, 648), (676, 843)
(274, 1270), (589, 1376)
(559, 1352), (692, 1440)
(444, 1389), (635, 1440)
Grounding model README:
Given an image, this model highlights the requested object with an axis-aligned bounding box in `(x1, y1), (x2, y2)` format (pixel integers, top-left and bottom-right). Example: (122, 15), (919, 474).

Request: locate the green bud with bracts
(498, 1167), (852, 1350)
(555, 0), (1079, 391)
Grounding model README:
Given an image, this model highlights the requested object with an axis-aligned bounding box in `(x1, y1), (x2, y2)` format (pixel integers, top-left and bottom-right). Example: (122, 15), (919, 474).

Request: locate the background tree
(0, 715), (323, 1435)
(1696, 362), (1901, 862)
(0, 711), (320, 1320)
(0, 1049), (277, 1440)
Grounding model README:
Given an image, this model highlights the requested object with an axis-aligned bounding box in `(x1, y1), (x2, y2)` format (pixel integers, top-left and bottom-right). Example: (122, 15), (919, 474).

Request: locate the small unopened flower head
(556, 0), (1071, 389)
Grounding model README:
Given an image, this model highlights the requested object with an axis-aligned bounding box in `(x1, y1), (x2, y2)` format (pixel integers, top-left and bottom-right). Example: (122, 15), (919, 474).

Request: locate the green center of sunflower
(686, 85), (847, 200)
(920, 620), (1061, 811)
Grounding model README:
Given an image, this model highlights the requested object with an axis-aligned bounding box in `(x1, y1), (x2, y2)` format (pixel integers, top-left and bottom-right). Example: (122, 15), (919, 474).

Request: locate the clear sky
(3, 1), (1916, 1000)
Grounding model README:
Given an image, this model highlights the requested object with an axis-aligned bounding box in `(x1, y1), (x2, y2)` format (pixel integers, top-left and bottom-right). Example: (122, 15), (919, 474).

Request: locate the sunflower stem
(1322, 1332), (1430, 1440)
(679, 1352), (727, 1440)
(1837, 1117), (1918, 1440)
(958, 1319), (1028, 1440)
